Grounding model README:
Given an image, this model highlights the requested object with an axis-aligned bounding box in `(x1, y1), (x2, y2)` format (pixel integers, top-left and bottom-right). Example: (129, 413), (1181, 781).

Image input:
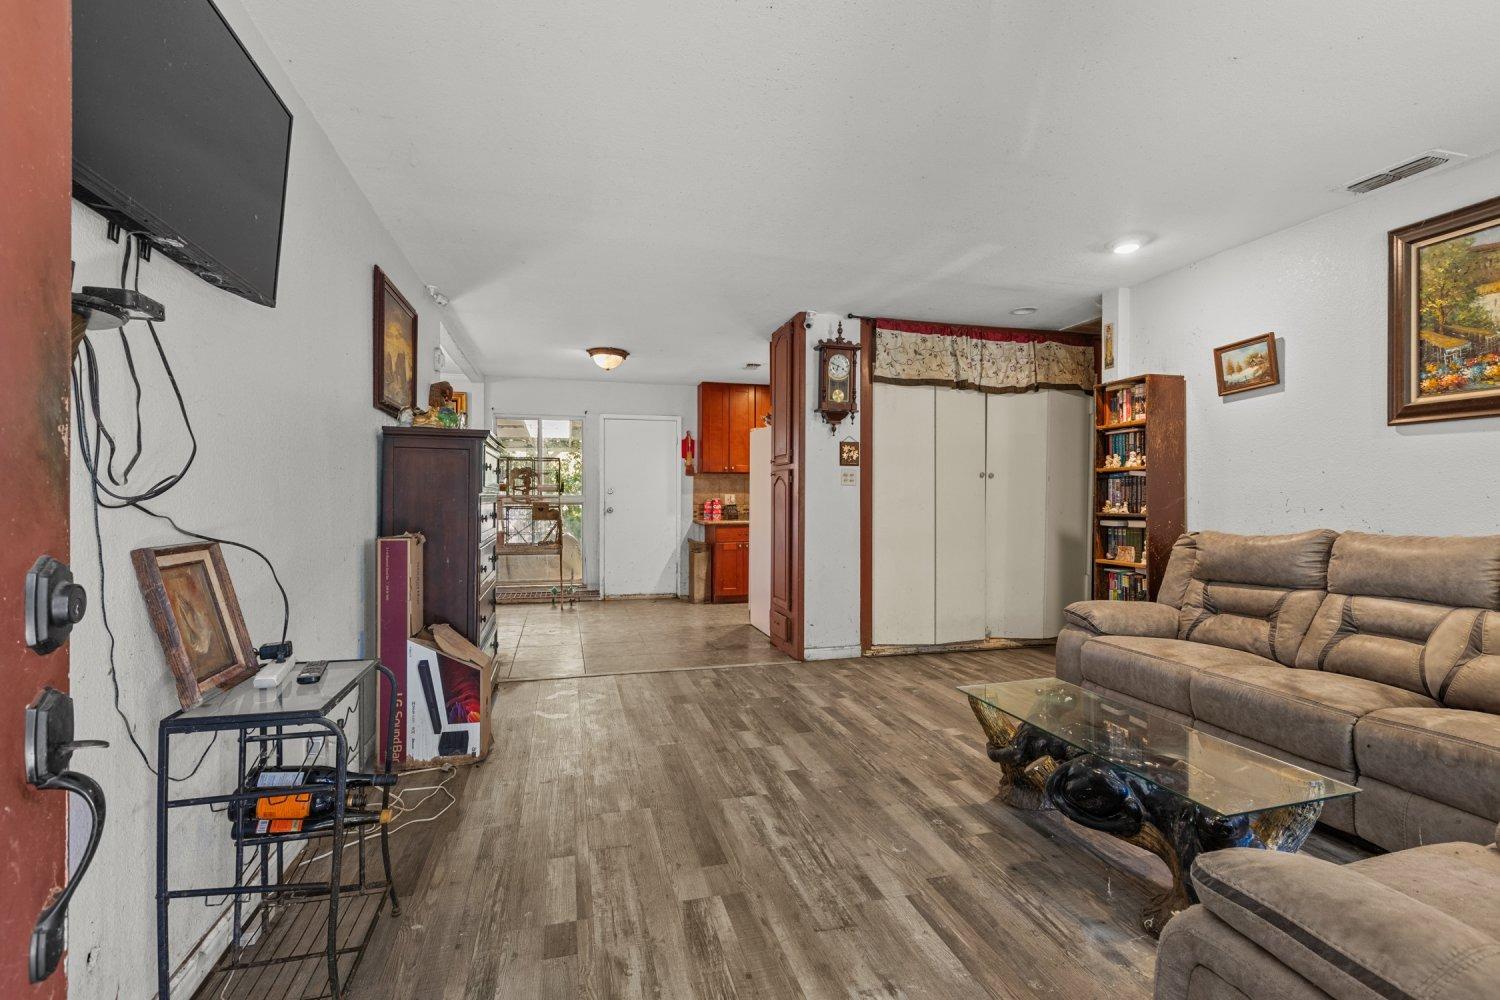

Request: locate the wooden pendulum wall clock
(814, 321), (859, 431)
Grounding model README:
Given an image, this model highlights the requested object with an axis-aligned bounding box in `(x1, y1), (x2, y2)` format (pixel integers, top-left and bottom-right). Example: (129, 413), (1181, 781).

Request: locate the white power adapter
(253, 660), (295, 690)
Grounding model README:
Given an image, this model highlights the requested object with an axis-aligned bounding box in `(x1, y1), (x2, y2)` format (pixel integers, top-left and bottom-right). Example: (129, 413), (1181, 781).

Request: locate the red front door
(0, 0), (75, 996)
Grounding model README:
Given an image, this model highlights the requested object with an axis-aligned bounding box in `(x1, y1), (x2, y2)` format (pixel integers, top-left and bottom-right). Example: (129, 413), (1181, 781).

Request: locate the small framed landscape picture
(1213, 333), (1280, 396)
(1389, 194), (1500, 424)
(132, 542), (258, 708)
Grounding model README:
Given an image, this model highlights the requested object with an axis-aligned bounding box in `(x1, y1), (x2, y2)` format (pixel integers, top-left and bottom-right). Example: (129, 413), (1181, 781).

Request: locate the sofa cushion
(1155, 907), (1330, 1000)
(1061, 599), (1179, 638)
(1177, 530), (1335, 667)
(1355, 707), (1500, 820)
(1192, 848), (1500, 1000)
(1294, 533), (1500, 698)
(1157, 533), (1199, 610)
(1079, 635), (1275, 717)
(1328, 531), (1500, 610)
(1355, 776), (1499, 853)
(1297, 593), (1460, 695)
(1422, 608), (1500, 713)
(1349, 841), (1500, 939)
(1191, 666), (1436, 771)
(1194, 529), (1337, 590)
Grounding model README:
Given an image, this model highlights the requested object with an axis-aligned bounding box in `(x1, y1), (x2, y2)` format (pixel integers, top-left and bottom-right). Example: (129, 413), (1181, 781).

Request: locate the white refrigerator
(748, 426), (770, 635)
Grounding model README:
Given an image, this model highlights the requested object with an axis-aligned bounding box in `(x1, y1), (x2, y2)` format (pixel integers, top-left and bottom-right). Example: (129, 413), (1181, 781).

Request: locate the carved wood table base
(966, 694), (1323, 937)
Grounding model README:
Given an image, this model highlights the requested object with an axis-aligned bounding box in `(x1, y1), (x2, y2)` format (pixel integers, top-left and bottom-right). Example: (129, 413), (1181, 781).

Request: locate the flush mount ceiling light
(1010, 306), (1038, 316)
(587, 347), (629, 371)
(1110, 236), (1149, 255)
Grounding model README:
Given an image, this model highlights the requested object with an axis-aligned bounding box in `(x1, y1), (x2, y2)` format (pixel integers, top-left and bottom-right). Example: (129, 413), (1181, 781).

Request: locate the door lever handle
(25, 688), (108, 984)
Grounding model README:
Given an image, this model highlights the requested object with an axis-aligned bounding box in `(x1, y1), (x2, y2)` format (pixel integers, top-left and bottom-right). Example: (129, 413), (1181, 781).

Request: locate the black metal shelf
(156, 660), (399, 1000)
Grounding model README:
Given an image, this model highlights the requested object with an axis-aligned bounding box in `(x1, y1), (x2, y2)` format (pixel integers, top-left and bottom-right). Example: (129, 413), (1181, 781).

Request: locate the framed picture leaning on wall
(1389, 194), (1500, 424)
(131, 542), (258, 708)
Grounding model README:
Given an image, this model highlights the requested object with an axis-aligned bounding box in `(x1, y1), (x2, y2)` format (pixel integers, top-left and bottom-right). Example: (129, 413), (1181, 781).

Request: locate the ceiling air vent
(1346, 151), (1461, 194)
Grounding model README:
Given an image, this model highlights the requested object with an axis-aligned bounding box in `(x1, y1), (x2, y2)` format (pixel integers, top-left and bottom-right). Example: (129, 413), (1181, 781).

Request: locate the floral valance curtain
(873, 319), (1097, 393)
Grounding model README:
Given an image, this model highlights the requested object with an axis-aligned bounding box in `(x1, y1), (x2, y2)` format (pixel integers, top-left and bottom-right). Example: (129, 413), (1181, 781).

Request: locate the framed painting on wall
(1389, 194), (1500, 424)
(373, 265), (419, 416)
(131, 542), (258, 708)
(1213, 332), (1280, 396)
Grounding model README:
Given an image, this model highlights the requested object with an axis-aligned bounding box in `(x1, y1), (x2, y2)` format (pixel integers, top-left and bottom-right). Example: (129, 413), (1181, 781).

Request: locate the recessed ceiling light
(1110, 236), (1148, 255)
(1010, 306), (1038, 316)
(586, 347), (629, 371)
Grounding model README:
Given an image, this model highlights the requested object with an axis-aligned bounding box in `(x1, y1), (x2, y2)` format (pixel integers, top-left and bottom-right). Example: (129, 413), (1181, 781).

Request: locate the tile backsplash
(693, 472), (750, 516)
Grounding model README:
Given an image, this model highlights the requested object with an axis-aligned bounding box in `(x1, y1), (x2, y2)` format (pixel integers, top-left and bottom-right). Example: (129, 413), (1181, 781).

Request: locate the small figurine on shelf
(1125, 450), (1142, 468)
(1103, 453), (1121, 469)
(411, 381), (461, 428)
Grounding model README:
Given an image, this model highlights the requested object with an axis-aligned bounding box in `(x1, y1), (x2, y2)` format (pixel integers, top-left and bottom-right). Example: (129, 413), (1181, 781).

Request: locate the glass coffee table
(959, 678), (1358, 935)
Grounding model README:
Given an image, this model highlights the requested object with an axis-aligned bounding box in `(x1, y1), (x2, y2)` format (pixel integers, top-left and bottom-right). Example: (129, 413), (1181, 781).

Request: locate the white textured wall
(1128, 153), (1500, 535)
(65, 1), (445, 994)
(801, 312), (862, 658)
(485, 377), (697, 594)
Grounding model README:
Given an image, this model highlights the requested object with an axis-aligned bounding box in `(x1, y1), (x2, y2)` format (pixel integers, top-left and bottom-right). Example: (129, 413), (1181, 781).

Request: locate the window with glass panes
(494, 417), (585, 583)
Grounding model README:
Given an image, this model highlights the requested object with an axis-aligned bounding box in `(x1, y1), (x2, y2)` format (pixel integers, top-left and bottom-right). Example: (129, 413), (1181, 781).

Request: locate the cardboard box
(376, 533), (425, 768)
(404, 624), (496, 767)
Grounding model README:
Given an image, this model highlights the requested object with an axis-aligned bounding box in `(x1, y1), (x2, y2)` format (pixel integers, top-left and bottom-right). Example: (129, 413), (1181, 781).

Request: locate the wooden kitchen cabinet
(705, 523), (750, 601)
(697, 381), (768, 473)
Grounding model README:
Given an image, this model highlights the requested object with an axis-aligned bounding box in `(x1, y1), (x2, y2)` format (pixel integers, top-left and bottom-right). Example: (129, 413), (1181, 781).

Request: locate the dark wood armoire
(379, 427), (501, 658)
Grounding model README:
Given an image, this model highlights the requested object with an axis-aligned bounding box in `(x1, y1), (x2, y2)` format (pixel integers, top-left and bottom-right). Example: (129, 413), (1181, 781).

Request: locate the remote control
(296, 660), (328, 685)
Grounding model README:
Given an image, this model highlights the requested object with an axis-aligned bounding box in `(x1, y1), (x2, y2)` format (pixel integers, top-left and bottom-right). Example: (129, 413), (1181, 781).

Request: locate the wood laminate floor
(190, 637), (1373, 1000)
(327, 632), (1363, 1000)
(493, 599), (793, 681)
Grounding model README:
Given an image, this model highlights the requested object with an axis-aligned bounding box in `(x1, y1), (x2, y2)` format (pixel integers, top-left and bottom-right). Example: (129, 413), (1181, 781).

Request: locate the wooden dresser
(379, 427), (501, 659)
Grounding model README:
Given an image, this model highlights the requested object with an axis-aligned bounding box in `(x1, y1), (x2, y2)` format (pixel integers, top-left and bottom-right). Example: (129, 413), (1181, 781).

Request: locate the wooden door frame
(0, 0), (73, 995)
(858, 318), (874, 652)
(597, 413), (682, 598)
(769, 314), (806, 660)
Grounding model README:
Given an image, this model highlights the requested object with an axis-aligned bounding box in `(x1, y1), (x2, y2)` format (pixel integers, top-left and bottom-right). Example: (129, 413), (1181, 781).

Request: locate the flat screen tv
(72, 0), (294, 307)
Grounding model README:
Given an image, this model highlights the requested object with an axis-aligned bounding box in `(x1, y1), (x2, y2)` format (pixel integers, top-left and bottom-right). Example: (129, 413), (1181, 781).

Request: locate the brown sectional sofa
(1057, 529), (1500, 853)
(1156, 825), (1500, 999)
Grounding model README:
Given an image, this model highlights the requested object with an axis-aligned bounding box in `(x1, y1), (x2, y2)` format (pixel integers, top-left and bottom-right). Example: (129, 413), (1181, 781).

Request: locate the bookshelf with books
(1092, 374), (1185, 601)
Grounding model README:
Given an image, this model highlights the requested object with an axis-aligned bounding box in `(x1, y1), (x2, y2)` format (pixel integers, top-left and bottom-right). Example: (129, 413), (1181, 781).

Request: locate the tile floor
(492, 598), (793, 680)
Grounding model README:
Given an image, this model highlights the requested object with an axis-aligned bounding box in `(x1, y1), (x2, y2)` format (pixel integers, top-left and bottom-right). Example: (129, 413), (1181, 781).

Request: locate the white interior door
(986, 392), (1050, 637)
(935, 388), (987, 643)
(1042, 391), (1093, 633)
(872, 384), (937, 645)
(601, 415), (680, 596)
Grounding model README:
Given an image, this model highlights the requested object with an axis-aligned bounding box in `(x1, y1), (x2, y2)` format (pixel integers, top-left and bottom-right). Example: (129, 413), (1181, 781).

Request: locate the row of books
(1099, 568), (1149, 601)
(1101, 475), (1147, 514)
(1102, 383), (1148, 424)
(1101, 526), (1146, 564)
(1101, 429), (1146, 464)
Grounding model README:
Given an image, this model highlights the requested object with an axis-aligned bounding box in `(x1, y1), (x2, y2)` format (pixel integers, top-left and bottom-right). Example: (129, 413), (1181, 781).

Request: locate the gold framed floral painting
(1389, 194), (1500, 424)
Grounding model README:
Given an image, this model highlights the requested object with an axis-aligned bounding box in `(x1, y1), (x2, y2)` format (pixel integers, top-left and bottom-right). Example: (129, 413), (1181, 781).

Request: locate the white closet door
(1042, 391), (1093, 633)
(985, 392), (1050, 638)
(872, 384), (936, 646)
(935, 388), (987, 644)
